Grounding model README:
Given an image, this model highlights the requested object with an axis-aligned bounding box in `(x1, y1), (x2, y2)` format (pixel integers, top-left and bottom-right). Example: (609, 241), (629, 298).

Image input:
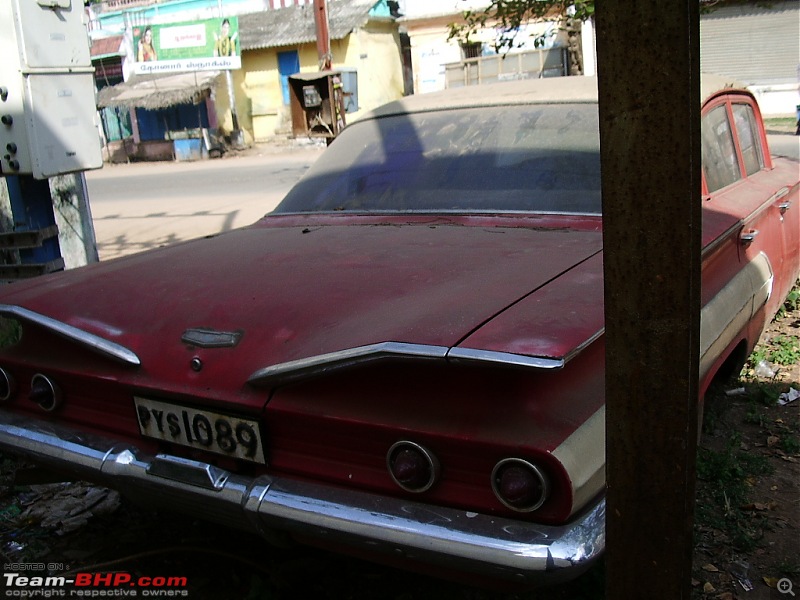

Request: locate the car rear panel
(0, 215), (604, 407)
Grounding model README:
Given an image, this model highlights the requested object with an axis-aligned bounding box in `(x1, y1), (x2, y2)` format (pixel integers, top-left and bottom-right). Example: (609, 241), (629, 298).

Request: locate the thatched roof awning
(97, 71), (222, 110)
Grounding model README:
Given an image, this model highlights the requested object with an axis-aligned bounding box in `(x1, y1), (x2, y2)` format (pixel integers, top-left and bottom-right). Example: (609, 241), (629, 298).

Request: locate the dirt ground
(692, 294), (800, 600)
(1, 296), (798, 599)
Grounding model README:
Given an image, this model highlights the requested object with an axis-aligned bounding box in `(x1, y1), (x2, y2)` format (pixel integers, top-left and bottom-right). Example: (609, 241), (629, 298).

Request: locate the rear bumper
(0, 409), (604, 586)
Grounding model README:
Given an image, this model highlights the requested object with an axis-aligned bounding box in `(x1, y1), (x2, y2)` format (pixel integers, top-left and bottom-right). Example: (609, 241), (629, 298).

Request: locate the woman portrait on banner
(214, 19), (238, 57)
(137, 26), (157, 62)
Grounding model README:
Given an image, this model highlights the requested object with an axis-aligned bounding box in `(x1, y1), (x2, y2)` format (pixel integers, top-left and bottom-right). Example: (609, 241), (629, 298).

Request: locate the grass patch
(696, 432), (774, 552)
(697, 280), (800, 558)
(763, 117), (798, 133)
(746, 335), (800, 372)
(776, 561), (800, 577)
(753, 382), (790, 405)
(777, 286), (800, 317)
(781, 435), (800, 455)
(763, 117), (796, 126)
(768, 335), (800, 366)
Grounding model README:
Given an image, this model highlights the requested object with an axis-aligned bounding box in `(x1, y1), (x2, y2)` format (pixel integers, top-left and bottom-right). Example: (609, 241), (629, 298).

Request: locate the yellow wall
(217, 21), (404, 143)
(239, 51), (283, 142)
(339, 21), (405, 123)
(212, 73), (248, 142)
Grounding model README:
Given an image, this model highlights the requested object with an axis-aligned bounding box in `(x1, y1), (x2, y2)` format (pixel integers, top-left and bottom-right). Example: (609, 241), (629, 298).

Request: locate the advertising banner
(132, 17), (241, 75)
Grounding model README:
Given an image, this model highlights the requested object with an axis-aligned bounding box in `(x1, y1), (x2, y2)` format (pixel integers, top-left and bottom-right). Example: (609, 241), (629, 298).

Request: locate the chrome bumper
(0, 410), (604, 585)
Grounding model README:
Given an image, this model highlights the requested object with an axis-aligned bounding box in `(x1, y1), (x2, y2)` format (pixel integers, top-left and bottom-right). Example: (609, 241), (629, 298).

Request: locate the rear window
(274, 103), (602, 215)
(732, 103), (765, 177)
(701, 104), (741, 193)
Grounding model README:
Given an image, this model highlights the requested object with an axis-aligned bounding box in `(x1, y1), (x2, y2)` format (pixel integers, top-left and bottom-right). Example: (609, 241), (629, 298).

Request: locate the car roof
(360, 74), (748, 120)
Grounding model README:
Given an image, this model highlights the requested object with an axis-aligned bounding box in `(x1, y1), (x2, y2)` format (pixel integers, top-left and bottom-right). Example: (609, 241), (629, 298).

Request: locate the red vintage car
(0, 76), (797, 586)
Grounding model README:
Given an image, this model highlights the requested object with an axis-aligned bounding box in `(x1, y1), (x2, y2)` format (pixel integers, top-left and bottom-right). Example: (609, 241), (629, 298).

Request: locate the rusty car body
(0, 76), (797, 586)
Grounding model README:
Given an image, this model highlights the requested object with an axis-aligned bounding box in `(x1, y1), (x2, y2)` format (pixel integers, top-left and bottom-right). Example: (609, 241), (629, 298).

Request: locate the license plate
(134, 397), (266, 464)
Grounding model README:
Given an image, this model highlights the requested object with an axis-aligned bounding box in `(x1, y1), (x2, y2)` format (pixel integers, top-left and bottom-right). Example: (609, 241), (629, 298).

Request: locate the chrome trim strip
(0, 305), (141, 367)
(247, 342), (448, 387)
(249, 337), (604, 387)
(563, 328), (605, 364)
(448, 328), (604, 370)
(446, 348), (565, 370)
(0, 410), (604, 584)
(770, 186), (790, 202)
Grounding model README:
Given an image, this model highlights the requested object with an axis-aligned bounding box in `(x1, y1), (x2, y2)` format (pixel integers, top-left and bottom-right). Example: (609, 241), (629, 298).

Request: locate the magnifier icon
(778, 578), (796, 596)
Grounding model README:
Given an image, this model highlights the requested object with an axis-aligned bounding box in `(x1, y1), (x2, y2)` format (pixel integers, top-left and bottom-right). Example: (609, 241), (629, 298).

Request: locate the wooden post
(596, 2), (701, 598)
(314, 0), (332, 70)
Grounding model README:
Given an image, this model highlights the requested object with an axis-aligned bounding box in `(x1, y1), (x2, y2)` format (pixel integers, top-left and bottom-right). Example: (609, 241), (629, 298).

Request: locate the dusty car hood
(1, 215), (602, 395)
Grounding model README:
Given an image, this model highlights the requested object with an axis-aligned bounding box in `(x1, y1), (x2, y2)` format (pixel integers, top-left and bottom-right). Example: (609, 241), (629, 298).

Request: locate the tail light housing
(386, 441), (440, 493)
(30, 374), (61, 412)
(0, 367), (14, 402)
(491, 458), (550, 512)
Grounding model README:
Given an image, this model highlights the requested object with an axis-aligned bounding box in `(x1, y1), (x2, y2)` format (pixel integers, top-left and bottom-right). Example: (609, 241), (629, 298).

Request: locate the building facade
(88, 0), (406, 150)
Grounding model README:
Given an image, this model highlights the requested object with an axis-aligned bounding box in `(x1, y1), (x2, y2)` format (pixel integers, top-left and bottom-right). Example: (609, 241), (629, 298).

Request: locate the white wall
(399, 0), (489, 20)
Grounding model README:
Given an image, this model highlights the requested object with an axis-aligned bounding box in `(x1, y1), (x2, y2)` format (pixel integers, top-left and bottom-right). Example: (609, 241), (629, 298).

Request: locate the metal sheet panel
(700, 1), (800, 85)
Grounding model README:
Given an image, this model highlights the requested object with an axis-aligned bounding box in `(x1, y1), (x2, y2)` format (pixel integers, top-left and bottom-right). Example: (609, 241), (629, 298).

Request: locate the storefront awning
(97, 71), (222, 110)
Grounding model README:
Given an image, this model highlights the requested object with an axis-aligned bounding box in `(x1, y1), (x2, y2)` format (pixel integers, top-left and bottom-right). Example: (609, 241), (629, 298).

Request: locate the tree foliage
(447, 0), (595, 54)
(447, 0), (759, 54)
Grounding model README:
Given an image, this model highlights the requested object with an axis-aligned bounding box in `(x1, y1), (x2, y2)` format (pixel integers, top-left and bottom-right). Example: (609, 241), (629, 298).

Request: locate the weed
(768, 335), (800, 365)
(776, 561), (800, 577)
(749, 346), (768, 365)
(775, 285), (800, 319)
(743, 335), (800, 377)
(697, 435), (772, 502)
(695, 433), (774, 551)
(780, 435), (800, 455)
(751, 382), (788, 406)
(744, 404), (766, 427)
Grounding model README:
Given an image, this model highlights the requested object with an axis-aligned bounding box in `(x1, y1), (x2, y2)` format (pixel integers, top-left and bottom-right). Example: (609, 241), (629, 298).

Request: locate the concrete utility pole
(596, 1), (701, 598)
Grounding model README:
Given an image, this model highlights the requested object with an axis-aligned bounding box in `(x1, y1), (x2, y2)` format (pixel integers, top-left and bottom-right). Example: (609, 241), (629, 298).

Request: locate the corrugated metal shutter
(700, 0), (799, 85)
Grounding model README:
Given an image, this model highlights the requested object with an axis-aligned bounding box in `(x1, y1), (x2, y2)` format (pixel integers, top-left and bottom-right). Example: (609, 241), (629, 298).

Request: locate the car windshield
(274, 103), (601, 215)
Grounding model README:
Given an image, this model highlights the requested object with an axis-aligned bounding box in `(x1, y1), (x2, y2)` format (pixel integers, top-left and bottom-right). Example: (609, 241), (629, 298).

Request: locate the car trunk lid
(1, 216), (603, 404)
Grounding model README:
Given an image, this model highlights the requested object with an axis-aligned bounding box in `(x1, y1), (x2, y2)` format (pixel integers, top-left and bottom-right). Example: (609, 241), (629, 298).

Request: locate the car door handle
(740, 230), (759, 245)
(770, 187), (790, 214)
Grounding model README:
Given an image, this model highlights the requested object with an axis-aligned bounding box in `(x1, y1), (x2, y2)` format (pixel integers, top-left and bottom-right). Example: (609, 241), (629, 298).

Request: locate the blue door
(278, 50), (300, 105)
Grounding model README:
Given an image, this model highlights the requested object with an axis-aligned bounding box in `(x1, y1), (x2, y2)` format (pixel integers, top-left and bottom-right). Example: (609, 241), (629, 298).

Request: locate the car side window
(732, 103), (765, 177)
(701, 104), (741, 193)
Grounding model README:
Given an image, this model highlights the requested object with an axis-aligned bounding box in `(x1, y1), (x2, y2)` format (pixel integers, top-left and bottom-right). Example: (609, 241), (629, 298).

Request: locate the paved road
(767, 132), (800, 160)
(84, 134), (797, 261)
(84, 145), (323, 260)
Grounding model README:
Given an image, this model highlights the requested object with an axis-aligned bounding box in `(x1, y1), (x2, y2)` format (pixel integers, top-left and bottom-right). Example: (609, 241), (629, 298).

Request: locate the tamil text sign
(132, 17), (241, 75)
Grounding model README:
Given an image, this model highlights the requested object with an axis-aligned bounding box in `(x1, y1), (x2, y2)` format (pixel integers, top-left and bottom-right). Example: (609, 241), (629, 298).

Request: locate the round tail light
(491, 458), (550, 512)
(0, 368), (15, 402)
(387, 441), (440, 493)
(30, 374), (61, 412)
